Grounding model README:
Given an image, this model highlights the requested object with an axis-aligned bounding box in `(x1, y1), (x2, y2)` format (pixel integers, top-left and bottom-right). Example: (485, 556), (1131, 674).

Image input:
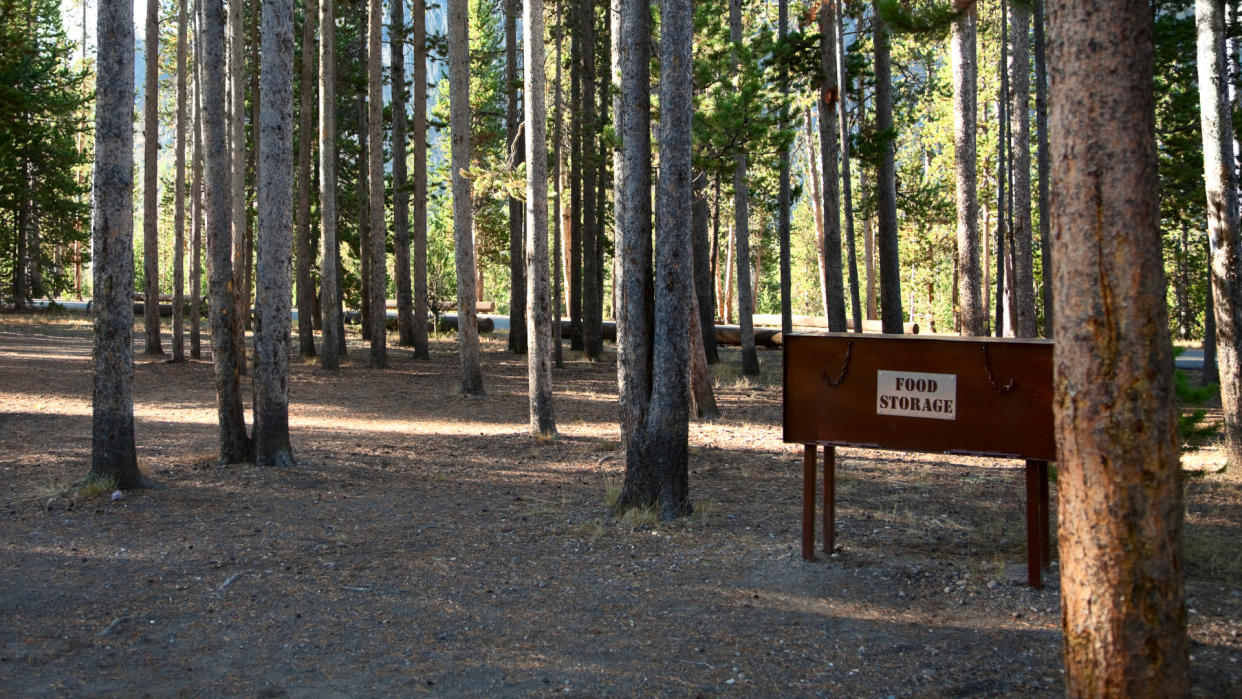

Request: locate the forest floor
(1, 310), (1240, 697)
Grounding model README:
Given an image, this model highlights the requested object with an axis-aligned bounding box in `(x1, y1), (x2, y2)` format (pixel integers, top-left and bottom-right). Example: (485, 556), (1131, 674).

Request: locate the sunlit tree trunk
(191, 5), (203, 360)
(777, 0), (791, 335)
(90, 0), (143, 488)
(449, 0), (483, 394)
(836, 8), (862, 332)
(253, 0), (295, 467)
(525, 0), (555, 435)
(1198, 0), (1242, 469)
(392, 0), (414, 348)
(411, 0), (430, 358)
(819, 1), (845, 332)
(1007, 0), (1036, 338)
(552, 0), (565, 367)
(1033, 0), (1051, 336)
(1050, 1), (1189, 692)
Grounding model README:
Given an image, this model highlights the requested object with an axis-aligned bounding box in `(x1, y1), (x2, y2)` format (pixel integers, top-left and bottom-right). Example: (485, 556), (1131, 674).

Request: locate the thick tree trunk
(873, 2), (903, 334)
(1049, 0), (1189, 692)
(1007, 0), (1036, 338)
(203, 0), (251, 463)
(952, 1), (984, 336)
(524, 0), (556, 435)
(143, 0), (163, 355)
(296, 0), (317, 358)
(90, 0), (143, 488)
(507, 0), (528, 355)
(253, 0), (295, 467)
(836, 8), (862, 333)
(411, 0), (430, 359)
(391, 0), (414, 349)
(318, 0), (341, 370)
(730, 0), (758, 374)
(1198, 0), (1242, 468)
(819, 2), (845, 332)
(173, 0), (188, 362)
(449, 0), (483, 394)
(367, 0), (387, 368)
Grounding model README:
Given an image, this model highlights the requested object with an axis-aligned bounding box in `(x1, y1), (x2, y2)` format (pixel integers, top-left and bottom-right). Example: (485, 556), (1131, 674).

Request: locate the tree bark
(1033, 0), (1051, 337)
(296, 0), (317, 358)
(318, 0), (341, 370)
(253, 0), (295, 467)
(229, 0), (247, 371)
(449, 0), (483, 394)
(569, 16), (583, 352)
(777, 0), (792, 336)
(411, 0), (430, 358)
(203, 0), (251, 463)
(836, 7), (862, 333)
(552, 0), (565, 367)
(143, 0), (163, 355)
(952, 0), (983, 336)
(1007, 0), (1036, 338)
(90, 0), (143, 488)
(1049, 0), (1189, 692)
(804, 111), (828, 317)
(367, 0), (387, 368)
(525, 0), (556, 435)
(692, 170), (718, 363)
(730, 0), (758, 374)
(391, 0), (414, 348)
(173, 0), (188, 362)
(191, 6), (203, 360)
(873, 2), (903, 334)
(581, 0), (601, 360)
(1198, 0), (1242, 469)
(819, 1), (845, 332)
(507, 0), (528, 355)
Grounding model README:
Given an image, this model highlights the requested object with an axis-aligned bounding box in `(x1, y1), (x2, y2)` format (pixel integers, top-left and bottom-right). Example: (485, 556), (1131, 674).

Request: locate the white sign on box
(876, 370), (957, 420)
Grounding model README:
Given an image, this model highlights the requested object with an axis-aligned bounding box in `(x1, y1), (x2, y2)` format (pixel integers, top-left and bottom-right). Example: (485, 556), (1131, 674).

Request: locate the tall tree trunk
(449, 0), (483, 394)
(391, 0), (414, 348)
(1049, 0), (1189, 691)
(777, 0), (792, 336)
(1033, 0), (1051, 337)
(730, 0), (758, 373)
(203, 0), (251, 463)
(173, 0), (188, 362)
(367, 0), (387, 368)
(1205, 243), (1219, 386)
(356, 1), (372, 344)
(552, 0), (565, 367)
(836, 8), (862, 332)
(143, 0), (163, 355)
(804, 111), (828, 316)
(507, 0), (528, 355)
(1007, 0), (1036, 338)
(953, 0), (983, 336)
(863, 172), (876, 319)
(819, 1), (845, 332)
(296, 0), (317, 357)
(191, 7), (203, 360)
(90, 0), (143, 488)
(525, 0), (556, 435)
(1198, 0), (1242, 469)
(688, 249), (718, 419)
(569, 15), (583, 352)
(318, 0), (341, 370)
(411, 0), (430, 358)
(253, 0), (295, 467)
(873, 2), (903, 334)
(229, 0), (247, 371)
(245, 0), (260, 333)
(581, 0), (601, 360)
(692, 170), (718, 363)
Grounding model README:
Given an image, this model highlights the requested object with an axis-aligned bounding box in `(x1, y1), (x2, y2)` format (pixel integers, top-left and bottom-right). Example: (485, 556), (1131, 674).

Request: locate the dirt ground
(1, 310), (1240, 697)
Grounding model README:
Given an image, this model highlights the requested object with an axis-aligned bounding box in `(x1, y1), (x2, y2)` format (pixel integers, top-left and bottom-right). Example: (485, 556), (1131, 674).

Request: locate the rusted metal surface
(784, 332), (1056, 588)
(784, 333), (1054, 460)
